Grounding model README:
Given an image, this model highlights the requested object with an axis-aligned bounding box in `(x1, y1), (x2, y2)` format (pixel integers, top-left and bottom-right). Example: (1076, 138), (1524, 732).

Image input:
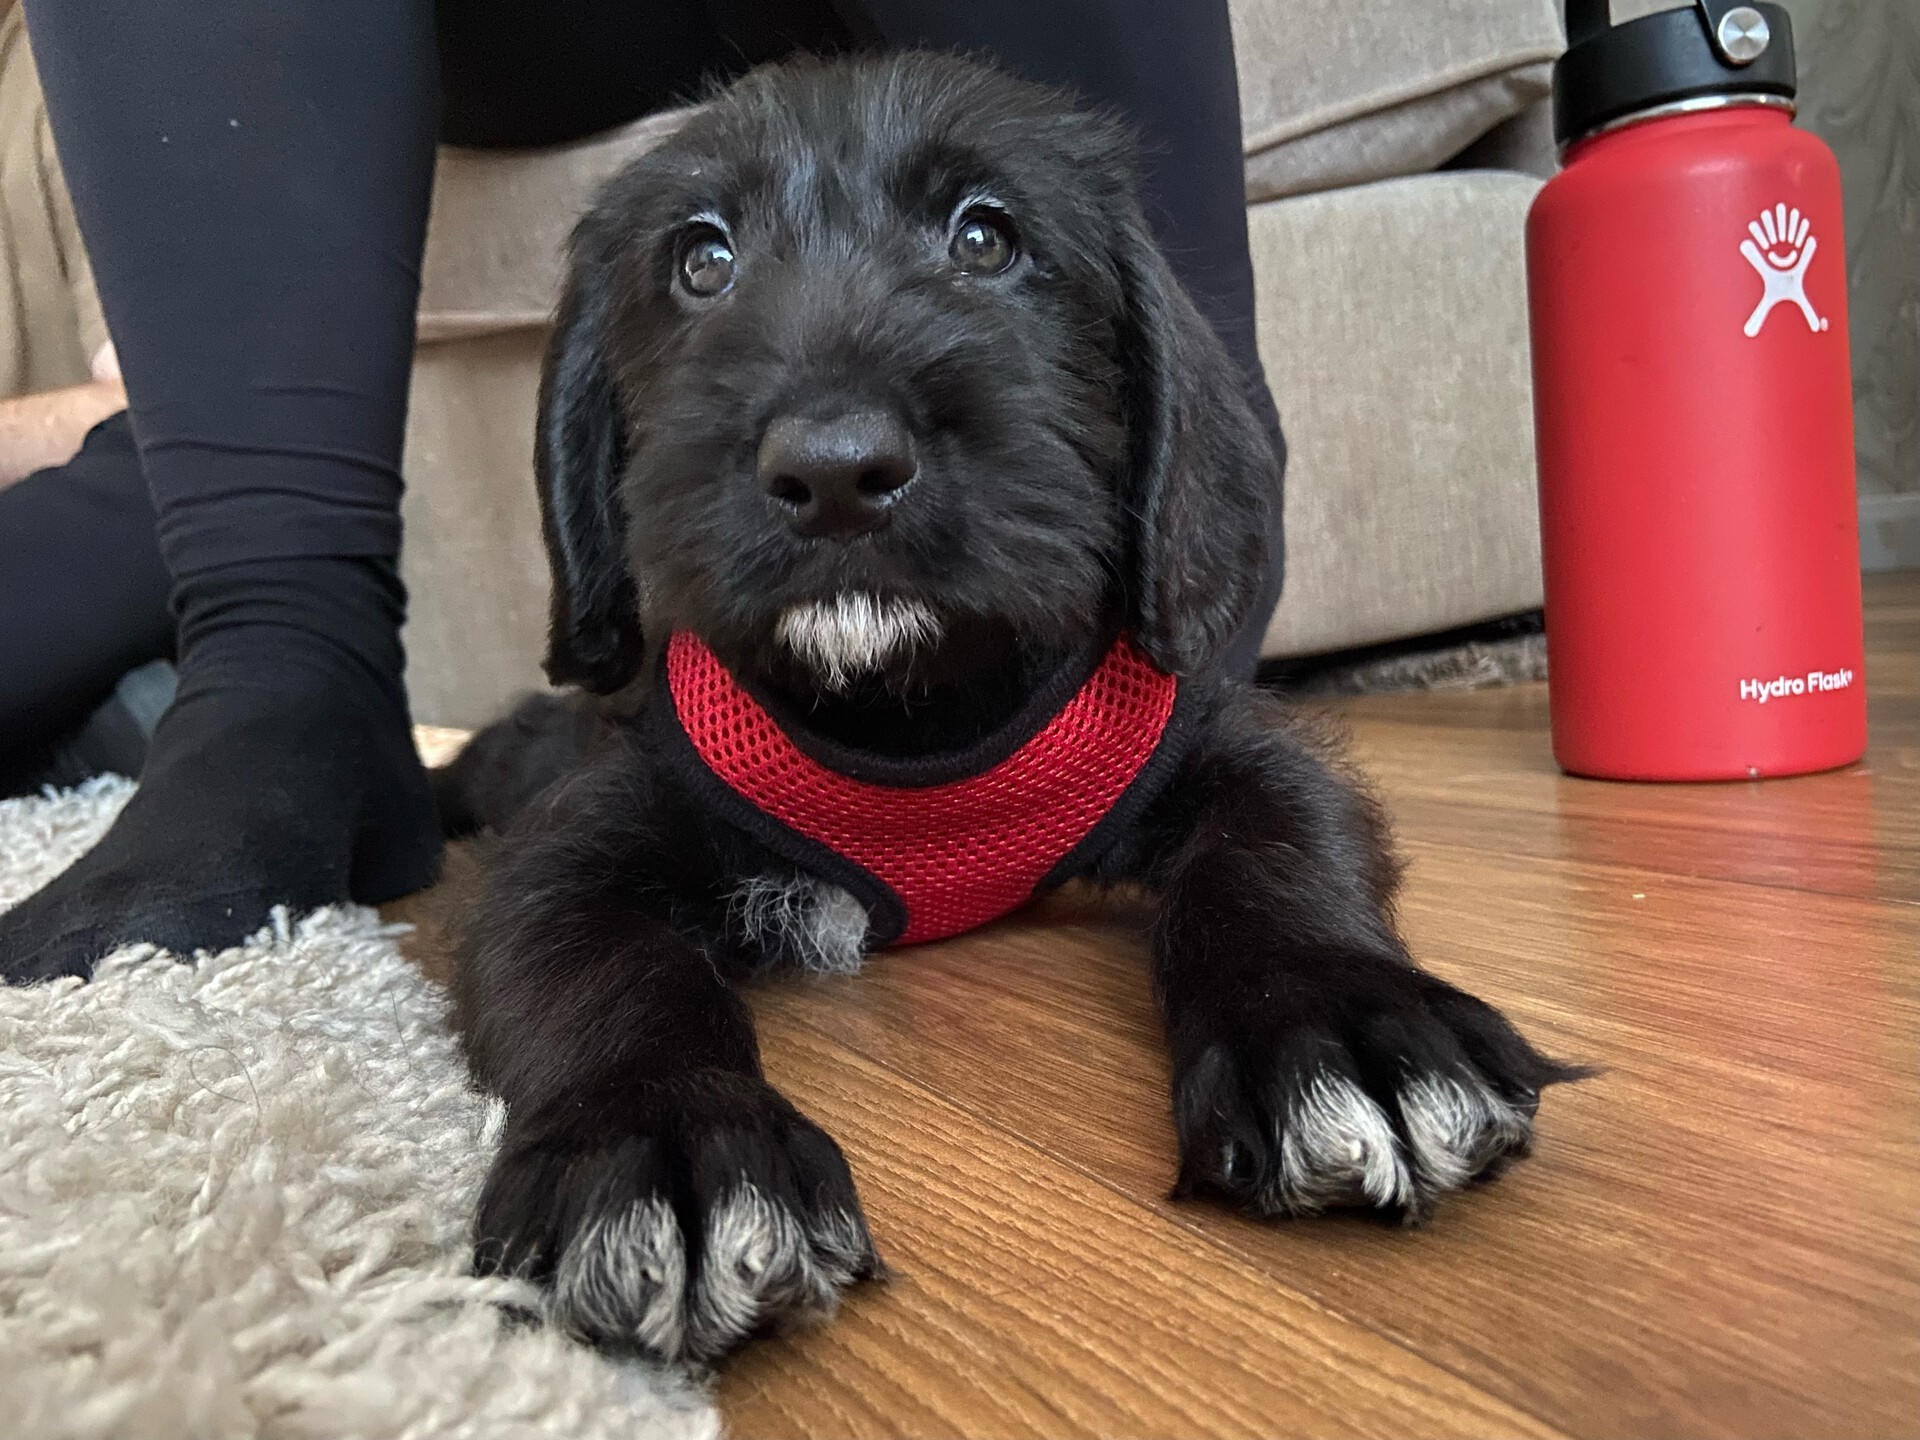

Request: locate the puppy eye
(678, 228), (736, 297)
(949, 209), (1017, 276)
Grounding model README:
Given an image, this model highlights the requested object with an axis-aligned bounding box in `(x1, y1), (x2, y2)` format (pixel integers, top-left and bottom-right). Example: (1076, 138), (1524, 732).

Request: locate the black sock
(0, 412), (175, 780)
(1, 555), (442, 983)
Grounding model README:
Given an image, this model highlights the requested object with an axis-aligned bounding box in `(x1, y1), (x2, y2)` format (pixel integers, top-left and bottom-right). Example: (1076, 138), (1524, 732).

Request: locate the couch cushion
(0, 0), (107, 396)
(400, 330), (553, 728)
(417, 108), (692, 342)
(1251, 170), (1545, 658)
(1232, 0), (1563, 201)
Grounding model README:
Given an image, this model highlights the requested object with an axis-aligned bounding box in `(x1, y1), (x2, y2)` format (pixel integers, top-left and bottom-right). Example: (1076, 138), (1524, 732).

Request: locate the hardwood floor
(399, 571), (1919, 1439)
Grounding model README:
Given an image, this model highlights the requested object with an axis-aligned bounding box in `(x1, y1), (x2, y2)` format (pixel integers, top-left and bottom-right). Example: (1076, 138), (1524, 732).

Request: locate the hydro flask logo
(1738, 667), (1854, 703)
(1740, 204), (1829, 338)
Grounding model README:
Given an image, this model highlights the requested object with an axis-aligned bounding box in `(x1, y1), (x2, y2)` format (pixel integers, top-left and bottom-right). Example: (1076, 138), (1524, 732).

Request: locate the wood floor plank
(1381, 781), (1917, 906)
(718, 1023), (1561, 1440)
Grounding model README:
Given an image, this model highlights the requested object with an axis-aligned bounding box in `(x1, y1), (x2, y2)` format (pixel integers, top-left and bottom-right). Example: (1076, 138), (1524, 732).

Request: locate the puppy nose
(757, 412), (917, 539)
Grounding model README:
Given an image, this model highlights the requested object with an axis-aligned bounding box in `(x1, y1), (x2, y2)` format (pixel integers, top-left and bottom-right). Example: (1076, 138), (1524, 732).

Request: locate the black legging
(3, 0), (1279, 753)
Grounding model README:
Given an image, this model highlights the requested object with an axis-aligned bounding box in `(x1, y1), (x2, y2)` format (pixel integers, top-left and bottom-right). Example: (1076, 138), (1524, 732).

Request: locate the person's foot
(0, 557), (442, 984)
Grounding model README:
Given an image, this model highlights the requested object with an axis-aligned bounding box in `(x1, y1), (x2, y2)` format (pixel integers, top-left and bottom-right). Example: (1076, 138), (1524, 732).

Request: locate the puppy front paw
(1170, 966), (1576, 1223)
(474, 1070), (880, 1361)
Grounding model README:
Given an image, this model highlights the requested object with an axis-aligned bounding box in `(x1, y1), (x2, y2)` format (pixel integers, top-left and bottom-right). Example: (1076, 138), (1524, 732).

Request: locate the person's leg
(848, 0), (1286, 676)
(434, 0), (856, 147)
(3, 0), (442, 981)
(0, 411), (172, 796)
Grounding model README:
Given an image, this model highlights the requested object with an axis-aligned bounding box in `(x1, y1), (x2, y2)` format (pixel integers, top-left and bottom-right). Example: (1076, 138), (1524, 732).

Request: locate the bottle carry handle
(1566, 0), (1774, 67)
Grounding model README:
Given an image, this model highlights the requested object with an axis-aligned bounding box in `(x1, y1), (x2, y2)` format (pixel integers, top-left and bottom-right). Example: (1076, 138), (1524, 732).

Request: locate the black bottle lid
(1555, 0), (1798, 145)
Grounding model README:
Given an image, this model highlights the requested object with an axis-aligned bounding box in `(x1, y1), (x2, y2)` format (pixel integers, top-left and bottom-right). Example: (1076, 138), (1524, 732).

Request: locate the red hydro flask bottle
(1527, 0), (1865, 780)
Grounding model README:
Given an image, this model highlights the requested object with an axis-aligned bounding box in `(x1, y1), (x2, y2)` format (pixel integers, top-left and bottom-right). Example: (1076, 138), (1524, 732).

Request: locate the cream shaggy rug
(0, 777), (720, 1440)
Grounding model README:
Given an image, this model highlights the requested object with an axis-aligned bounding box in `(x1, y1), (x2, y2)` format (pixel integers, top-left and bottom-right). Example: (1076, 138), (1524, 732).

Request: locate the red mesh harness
(660, 630), (1185, 946)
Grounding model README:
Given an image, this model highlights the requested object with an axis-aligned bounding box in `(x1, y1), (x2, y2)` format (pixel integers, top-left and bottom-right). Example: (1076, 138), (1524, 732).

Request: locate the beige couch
(400, 0), (1567, 727)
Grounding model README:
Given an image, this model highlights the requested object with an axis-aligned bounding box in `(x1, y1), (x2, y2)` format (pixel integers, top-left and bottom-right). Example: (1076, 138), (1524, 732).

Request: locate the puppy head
(539, 52), (1275, 698)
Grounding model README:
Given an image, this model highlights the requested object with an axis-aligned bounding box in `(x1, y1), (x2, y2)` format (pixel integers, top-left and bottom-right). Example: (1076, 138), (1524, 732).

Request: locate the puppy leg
(432, 691), (610, 838)
(1147, 689), (1579, 1222)
(455, 749), (880, 1360)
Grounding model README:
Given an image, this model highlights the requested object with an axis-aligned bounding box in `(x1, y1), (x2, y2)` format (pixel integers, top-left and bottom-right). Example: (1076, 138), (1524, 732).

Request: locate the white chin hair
(775, 594), (941, 690)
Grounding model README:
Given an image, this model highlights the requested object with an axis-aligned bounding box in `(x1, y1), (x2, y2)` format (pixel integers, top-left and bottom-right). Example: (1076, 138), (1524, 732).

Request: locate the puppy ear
(1116, 229), (1279, 676)
(536, 265), (646, 694)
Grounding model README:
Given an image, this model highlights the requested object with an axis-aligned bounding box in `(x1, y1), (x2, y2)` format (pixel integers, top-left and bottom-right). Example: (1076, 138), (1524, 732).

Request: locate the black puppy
(446, 52), (1574, 1364)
